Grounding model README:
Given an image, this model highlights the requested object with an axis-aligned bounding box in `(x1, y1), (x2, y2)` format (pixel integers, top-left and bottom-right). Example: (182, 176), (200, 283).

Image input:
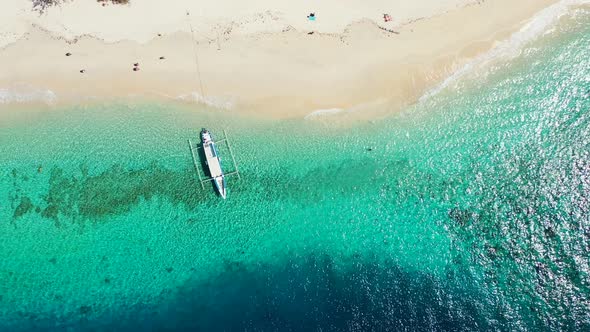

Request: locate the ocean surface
(1, 6), (589, 332)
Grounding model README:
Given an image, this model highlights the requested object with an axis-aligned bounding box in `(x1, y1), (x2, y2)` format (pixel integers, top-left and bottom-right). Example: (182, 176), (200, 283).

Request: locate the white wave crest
(420, 0), (590, 102)
(176, 92), (235, 110)
(304, 108), (345, 120)
(0, 86), (57, 105)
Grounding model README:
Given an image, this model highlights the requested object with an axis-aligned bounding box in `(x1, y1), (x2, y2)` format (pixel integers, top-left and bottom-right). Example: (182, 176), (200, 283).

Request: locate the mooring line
(186, 11), (206, 100)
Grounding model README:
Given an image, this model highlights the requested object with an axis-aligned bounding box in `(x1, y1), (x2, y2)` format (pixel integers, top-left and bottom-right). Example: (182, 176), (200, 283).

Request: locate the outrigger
(188, 129), (240, 199)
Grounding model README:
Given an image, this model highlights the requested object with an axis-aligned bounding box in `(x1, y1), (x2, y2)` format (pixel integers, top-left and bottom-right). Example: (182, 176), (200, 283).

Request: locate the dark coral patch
(13, 197), (33, 219)
(42, 204), (59, 220)
(38, 163), (205, 224)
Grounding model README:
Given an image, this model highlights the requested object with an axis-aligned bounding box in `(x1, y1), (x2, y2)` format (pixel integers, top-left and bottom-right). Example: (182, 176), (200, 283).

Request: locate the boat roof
(204, 143), (223, 177)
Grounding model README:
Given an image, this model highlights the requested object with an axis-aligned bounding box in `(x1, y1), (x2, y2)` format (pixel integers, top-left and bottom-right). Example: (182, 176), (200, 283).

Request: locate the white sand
(0, 0), (568, 119)
(1, 0), (476, 47)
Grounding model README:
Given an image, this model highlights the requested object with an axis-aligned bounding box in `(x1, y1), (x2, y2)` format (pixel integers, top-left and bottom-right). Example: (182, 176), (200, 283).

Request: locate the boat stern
(213, 176), (227, 199)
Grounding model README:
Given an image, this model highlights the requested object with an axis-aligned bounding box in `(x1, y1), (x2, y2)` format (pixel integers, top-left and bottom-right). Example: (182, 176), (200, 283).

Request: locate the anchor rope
(186, 11), (206, 100)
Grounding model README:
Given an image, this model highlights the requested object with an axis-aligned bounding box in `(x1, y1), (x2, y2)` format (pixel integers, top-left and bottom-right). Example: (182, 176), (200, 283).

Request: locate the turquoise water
(1, 8), (589, 331)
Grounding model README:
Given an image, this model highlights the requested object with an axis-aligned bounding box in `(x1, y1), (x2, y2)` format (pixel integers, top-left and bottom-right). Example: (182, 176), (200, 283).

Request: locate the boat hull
(201, 129), (228, 199)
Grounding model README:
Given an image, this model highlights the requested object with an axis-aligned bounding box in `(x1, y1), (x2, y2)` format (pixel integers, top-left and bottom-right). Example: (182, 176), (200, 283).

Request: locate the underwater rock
(448, 207), (473, 226)
(544, 227), (556, 239)
(79, 305), (92, 315)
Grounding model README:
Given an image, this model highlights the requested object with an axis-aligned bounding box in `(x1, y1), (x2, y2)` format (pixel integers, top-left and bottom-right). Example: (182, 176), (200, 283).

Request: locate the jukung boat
(200, 129), (227, 198)
(188, 129), (240, 199)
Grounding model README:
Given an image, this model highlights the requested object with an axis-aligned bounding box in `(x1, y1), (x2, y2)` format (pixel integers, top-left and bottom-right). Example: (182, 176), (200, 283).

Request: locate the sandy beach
(0, 0), (565, 119)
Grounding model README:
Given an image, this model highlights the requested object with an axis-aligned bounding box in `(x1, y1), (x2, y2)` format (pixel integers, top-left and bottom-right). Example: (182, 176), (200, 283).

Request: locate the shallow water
(1, 7), (589, 332)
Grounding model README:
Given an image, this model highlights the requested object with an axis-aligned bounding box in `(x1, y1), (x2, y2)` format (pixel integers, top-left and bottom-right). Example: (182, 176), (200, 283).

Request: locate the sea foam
(419, 0), (590, 102)
(0, 86), (57, 105)
(304, 108), (345, 120)
(176, 92), (235, 110)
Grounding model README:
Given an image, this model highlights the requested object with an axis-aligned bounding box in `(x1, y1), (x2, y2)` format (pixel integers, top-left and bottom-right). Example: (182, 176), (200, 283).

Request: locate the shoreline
(0, 0), (565, 119)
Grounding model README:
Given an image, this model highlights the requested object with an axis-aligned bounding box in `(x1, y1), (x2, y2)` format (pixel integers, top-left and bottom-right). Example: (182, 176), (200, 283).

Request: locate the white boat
(200, 129), (227, 199)
(188, 129), (240, 199)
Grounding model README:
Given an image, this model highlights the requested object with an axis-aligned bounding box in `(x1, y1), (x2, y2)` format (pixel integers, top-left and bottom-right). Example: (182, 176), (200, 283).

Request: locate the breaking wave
(420, 0), (590, 102)
(176, 92), (235, 110)
(0, 86), (57, 105)
(304, 108), (345, 120)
